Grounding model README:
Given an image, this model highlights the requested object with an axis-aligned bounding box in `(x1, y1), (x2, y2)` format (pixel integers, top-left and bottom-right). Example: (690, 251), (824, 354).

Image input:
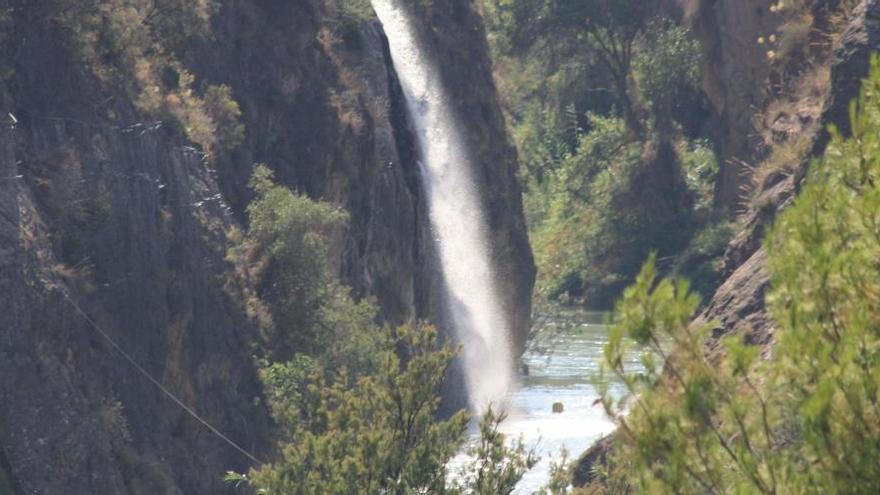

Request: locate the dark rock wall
(1, 10), (271, 492)
(0, 0), (534, 493)
(0, 115), (269, 493)
(188, 0), (434, 324)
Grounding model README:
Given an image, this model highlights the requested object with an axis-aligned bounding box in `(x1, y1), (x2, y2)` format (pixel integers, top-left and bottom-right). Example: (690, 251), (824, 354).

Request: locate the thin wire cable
(59, 288), (264, 466)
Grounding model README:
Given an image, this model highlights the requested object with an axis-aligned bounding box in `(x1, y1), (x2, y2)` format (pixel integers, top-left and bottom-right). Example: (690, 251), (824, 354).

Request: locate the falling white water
(372, 0), (514, 413)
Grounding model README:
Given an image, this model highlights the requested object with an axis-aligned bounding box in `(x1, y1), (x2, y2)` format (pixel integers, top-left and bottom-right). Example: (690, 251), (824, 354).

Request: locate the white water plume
(372, 0), (515, 413)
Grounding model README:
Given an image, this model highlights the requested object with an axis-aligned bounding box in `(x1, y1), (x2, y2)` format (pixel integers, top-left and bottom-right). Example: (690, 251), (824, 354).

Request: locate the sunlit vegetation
(588, 56), (880, 494)
(48, 0), (244, 154)
(227, 166), (536, 494)
(236, 325), (469, 494)
(483, 0), (726, 309)
(233, 164), (379, 367)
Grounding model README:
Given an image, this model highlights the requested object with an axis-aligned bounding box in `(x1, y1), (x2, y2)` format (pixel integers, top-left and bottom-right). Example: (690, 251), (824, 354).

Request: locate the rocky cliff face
(684, 0), (780, 207)
(695, 0), (880, 351)
(685, 0), (855, 208)
(0, 1), (534, 493)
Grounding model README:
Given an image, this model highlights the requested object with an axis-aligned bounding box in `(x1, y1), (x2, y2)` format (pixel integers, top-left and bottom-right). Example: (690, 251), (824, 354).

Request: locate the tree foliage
(242, 165), (382, 367)
(450, 408), (538, 494)
(632, 20), (701, 134)
(234, 166), (536, 494)
(244, 324), (469, 495)
(483, 0), (723, 310)
(234, 324), (536, 495)
(591, 56), (880, 494)
(529, 113), (715, 309)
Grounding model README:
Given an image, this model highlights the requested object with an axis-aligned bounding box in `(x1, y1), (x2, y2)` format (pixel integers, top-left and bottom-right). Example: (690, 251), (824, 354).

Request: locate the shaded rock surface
(0, 1), (534, 493)
(571, 434), (615, 488)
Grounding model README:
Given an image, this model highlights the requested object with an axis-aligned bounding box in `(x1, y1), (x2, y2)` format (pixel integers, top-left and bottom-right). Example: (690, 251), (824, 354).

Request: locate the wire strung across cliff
(58, 288), (264, 466)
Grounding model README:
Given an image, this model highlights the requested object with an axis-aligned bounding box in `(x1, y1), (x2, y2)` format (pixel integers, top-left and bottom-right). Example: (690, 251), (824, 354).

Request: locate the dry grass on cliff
(53, 262), (96, 294)
(742, 0), (857, 206)
(747, 63), (829, 199)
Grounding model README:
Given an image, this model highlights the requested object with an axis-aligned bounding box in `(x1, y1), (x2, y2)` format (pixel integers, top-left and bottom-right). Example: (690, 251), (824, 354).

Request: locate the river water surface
(453, 311), (639, 493)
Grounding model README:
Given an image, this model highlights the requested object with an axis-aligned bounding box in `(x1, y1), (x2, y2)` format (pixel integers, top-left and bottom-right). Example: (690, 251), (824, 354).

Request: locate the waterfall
(372, 0), (515, 413)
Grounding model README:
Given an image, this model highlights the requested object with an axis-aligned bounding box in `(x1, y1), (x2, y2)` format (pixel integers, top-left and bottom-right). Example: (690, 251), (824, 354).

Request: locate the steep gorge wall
(573, 1), (880, 486)
(0, 13), (272, 492)
(694, 0), (880, 349)
(684, 0), (780, 207)
(0, 0), (534, 493)
(397, 0), (535, 352)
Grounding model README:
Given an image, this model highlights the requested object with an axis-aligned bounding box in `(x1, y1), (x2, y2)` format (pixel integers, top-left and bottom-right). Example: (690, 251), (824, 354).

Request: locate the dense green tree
(230, 325), (536, 495)
(487, 0), (657, 134)
(555, 0), (655, 135)
(632, 20), (701, 136)
(237, 324), (468, 495)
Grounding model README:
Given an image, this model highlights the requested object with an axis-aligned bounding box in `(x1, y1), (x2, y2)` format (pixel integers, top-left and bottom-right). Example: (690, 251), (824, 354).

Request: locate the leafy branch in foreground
(450, 408), (538, 495)
(588, 55), (880, 495)
(231, 323), (536, 494)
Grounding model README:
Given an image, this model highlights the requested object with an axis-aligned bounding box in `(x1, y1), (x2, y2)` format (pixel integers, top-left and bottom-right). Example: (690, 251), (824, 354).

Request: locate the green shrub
(337, 0), (373, 23)
(678, 138), (719, 213)
(633, 21), (701, 132)
(231, 325), (535, 495)
(592, 55), (880, 495)
(242, 165), (361, 361)
(203, 84), (245, 152)
(530, 114), (710, 309)
(237, 324), (467, 495)
(669, 219), (734, 299)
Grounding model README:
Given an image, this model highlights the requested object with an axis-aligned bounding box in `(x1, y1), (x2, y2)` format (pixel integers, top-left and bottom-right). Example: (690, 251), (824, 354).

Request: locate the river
(452, 311), (640, 493)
